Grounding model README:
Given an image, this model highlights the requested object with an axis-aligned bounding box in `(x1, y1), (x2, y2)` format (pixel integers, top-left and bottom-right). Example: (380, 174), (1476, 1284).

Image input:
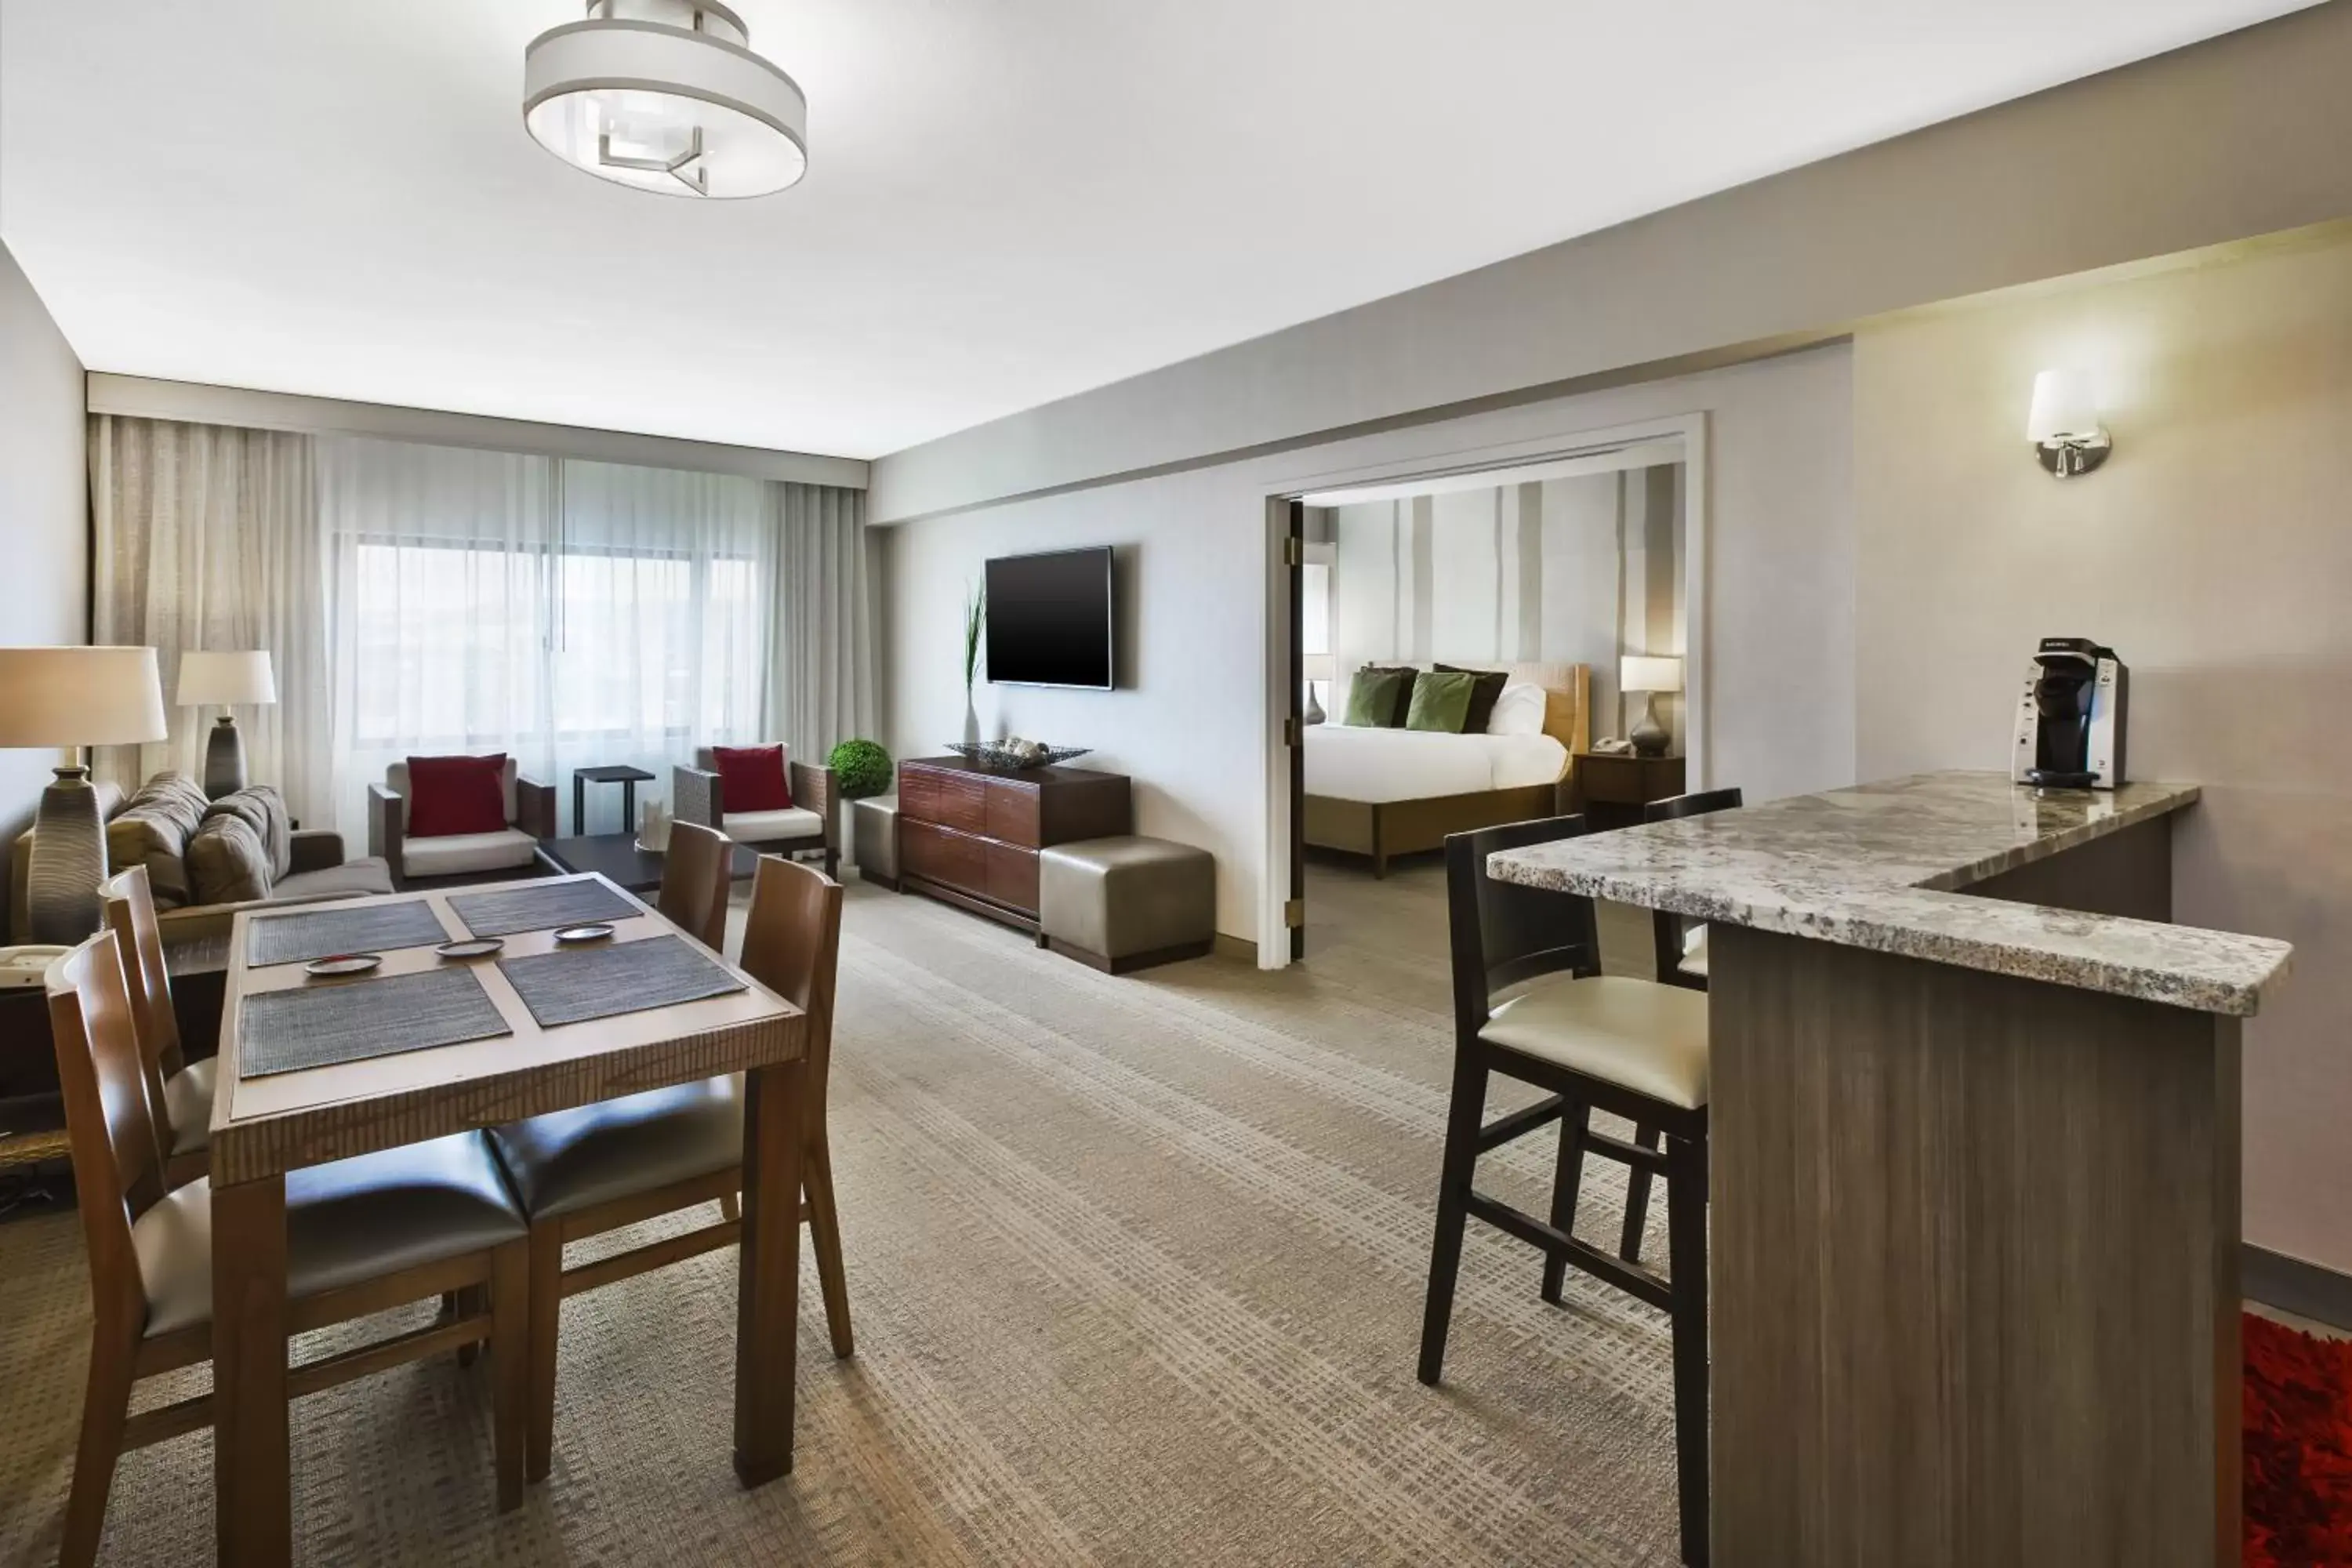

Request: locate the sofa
(672, 743), (837, 880)
(7, 771), (393, 948)
(368, 755), (557, 889)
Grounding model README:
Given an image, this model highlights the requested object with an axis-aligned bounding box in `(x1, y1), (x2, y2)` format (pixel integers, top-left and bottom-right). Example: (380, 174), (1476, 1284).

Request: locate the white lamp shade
(0, 646), (169, 746)
(2027, 368), (2102, 441)
(176, 649), (278, 706)
(1302, 653), (1337, 683)
(1621, 655), (1684, 694)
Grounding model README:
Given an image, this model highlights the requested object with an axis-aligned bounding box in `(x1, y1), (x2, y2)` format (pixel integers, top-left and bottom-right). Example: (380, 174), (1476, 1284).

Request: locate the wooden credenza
(896, 757), (1132, 931)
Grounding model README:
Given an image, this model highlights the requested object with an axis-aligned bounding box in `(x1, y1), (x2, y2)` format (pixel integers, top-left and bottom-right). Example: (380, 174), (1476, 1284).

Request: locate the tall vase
(962, 691), (981, 746)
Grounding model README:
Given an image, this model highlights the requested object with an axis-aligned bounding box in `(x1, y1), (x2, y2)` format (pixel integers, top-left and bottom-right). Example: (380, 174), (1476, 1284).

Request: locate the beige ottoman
(1037, 835), (1215, 975)
(852, 793), (899, 890)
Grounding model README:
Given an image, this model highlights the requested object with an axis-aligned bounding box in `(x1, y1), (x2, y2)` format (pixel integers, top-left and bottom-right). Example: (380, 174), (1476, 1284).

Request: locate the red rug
(2245, 1310), (2352, 1566)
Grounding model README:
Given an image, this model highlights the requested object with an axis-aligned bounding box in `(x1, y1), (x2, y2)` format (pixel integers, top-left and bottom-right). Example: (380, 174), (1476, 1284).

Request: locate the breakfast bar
(1488, 771), (2293, 1568)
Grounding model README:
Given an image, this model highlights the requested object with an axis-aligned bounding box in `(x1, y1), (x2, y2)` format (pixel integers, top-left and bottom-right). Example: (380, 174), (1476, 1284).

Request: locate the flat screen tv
(986, 546), (1114, 689)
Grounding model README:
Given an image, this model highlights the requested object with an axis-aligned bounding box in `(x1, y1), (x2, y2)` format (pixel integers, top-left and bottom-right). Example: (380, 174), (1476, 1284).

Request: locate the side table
(1569, 751), (1686, 832)
(572, 764), (656, 837)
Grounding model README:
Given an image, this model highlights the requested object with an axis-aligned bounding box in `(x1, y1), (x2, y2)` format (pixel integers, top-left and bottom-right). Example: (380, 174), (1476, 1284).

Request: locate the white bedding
(1304, 723), (1568, 804)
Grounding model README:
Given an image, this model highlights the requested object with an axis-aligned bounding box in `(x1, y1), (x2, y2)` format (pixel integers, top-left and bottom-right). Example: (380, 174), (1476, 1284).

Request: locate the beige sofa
(8, 772), (393, 947)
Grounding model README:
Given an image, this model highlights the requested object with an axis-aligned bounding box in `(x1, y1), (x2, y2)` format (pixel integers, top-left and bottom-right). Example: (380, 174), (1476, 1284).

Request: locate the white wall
(1852, 230), (2352, 1273)
(0, 241), (88, 940)
(879, 343), (1855, 946)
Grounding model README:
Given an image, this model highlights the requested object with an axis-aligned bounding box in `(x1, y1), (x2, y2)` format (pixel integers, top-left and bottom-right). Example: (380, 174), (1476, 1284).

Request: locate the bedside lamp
(1621, 655), (1684, 759)
(0, 646), (169, 942)
(1302, 652), (1335, 727)
(176, 649), (277, 798)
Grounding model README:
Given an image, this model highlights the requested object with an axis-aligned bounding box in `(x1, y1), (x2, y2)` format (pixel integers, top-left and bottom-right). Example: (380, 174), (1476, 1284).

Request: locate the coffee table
(537, 832), (756, 893)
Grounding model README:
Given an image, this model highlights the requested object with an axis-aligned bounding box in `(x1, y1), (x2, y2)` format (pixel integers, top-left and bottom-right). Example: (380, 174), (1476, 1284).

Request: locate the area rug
(2245, 1310), (2352, 1566)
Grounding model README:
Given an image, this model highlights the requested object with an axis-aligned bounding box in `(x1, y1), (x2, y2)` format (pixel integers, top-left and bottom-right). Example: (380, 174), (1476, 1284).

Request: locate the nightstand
(1569, 752), (1686, 831)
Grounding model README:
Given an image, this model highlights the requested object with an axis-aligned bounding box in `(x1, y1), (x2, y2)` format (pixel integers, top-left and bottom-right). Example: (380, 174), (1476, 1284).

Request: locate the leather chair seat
(130, 1131), (527, 1339)
(1479, 974), (1710, 1109)
(162, 1057), (218, 1157)
(722, 807), (824, 844)
(1681, 925), (1709, 980)
(488, 1076), (742, 1221)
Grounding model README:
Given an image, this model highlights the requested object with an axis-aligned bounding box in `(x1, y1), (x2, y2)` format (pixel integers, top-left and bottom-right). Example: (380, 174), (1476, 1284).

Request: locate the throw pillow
(405, 753), (510, 838)
(714, 745), (792, 812)
(1342, 666), (1405, 728)
(1436, 663), (1511, 734)
(1406, 670), (1477, 733)
(1363, 663), (1420, 727)
(105, 773), (210, 910)
(1486, 681), (1548, 735)
(203, 786), (292, 880)
(185, 813), (272, 906)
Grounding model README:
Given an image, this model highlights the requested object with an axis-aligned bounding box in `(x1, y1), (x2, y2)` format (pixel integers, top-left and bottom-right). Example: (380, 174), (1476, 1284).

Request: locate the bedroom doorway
(1269, 417), (1706, 973)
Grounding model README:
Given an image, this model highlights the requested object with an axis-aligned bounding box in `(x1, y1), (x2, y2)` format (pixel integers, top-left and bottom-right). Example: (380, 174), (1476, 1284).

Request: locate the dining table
(207, 872), (808, 1566)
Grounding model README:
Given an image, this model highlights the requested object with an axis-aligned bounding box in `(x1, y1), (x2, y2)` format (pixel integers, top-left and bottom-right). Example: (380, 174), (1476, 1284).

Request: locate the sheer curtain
(767, 481), (877, 764)
(319, 437), (777, 837)
(89, 416), (332, 822)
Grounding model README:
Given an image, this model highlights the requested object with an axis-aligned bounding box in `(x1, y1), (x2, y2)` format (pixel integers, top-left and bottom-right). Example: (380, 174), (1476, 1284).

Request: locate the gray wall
(872, 3), (2352, 524)
(0, 241), (89, 941)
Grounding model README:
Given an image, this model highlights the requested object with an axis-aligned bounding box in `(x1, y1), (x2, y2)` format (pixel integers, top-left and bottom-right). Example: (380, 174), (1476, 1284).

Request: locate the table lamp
(176, 649), (277, 798)
(1621, 655), (1684, 758)
(1302, 652), (1335, 726)
(0, 646), (169, 942)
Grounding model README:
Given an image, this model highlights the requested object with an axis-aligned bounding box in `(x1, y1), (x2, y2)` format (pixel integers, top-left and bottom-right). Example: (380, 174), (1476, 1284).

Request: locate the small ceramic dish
(435, 938), (503, 960)
(553, 924), (615, 944)
(304, 953), (382, 978)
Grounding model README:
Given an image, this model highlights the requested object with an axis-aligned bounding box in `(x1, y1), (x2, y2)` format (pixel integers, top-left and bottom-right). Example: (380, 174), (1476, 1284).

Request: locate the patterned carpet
(0, 860), (1682, 1566)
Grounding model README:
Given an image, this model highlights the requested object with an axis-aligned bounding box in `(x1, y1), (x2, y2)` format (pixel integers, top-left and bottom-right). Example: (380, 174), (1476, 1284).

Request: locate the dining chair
(45, 930), (533, 1567)
(488, 853), (848, 1484)
(99, 865), (212, 1189)
(1417, 813), (1711, 1567)
(657, 818), (734, 953)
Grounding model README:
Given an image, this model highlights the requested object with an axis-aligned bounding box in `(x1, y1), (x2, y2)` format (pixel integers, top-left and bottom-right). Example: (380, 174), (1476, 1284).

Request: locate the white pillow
(1486, 681), (1547, 735)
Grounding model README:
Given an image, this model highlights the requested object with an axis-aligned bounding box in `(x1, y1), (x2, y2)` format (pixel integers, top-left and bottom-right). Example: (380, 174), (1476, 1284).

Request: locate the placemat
(246, 901), (450, 967)
(240, 966), (510, 1078)
(497, 934), (747, 1029)
(449, 879), (641, 938)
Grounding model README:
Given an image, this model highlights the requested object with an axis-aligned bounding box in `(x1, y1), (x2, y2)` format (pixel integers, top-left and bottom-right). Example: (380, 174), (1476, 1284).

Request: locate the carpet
(2245, 1310), (2352, 1566)
(0, 866), (1687, 1566)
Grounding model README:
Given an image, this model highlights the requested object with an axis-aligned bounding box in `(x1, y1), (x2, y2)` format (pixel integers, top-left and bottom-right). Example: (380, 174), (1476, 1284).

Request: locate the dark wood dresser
(896, 757), (1132, 931)
(1569, 751), (1686, 831)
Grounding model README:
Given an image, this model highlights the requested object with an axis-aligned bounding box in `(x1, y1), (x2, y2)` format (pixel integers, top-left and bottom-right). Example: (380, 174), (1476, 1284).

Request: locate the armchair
(369, 755), (557, 889)
(672, 744), (837, 880)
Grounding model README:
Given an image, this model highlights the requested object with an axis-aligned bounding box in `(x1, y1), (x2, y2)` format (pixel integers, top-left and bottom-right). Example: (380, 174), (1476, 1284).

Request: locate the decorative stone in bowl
(943, 739), (1091, 773)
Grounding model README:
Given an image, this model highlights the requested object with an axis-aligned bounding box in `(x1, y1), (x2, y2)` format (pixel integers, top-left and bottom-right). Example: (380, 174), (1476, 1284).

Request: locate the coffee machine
(2011, 637), (2128, 789)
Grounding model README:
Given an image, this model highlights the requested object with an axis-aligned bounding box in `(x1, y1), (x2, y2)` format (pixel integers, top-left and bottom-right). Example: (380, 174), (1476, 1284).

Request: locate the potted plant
(826, 739), (893, 869)
(961, 581), (986, 745)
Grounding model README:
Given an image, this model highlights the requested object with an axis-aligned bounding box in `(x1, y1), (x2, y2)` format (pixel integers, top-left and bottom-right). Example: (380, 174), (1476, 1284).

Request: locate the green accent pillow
(1406, 670), (1477, 733)
(1344, 666), (1406, 728)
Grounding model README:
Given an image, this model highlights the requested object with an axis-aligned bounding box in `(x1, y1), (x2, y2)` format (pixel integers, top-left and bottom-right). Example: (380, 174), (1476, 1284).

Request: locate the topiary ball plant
(827, 739), (893, 800)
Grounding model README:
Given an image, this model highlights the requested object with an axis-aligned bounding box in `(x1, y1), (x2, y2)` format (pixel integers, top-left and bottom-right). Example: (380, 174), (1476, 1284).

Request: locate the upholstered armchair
(369, 755), (557, 890)
(672, 744), (837, 880)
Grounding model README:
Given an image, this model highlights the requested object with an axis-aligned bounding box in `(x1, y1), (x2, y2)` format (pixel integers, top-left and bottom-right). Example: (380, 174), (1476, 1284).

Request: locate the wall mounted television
(986, 546), (1114, 690)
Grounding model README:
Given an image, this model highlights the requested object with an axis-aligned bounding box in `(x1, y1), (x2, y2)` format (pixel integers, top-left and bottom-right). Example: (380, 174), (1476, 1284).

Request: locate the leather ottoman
(852, 793), (899, 890)
(1036, 835), (1214, 975)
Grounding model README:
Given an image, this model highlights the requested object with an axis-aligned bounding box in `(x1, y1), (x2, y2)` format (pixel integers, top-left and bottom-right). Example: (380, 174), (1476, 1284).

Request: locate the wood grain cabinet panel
(895, 757), (1132, 931)
(898, 818), (987, 898)
(985, 844), (1040, 912)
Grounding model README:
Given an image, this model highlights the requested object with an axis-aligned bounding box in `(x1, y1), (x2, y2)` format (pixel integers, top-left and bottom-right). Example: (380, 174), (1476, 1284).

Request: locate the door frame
(1258, 409), (1711, 968)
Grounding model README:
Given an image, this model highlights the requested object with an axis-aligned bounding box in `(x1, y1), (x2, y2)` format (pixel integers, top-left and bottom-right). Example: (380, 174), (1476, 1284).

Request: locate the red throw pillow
(405, 753), (509, 838)
(713, 745), (790, 813)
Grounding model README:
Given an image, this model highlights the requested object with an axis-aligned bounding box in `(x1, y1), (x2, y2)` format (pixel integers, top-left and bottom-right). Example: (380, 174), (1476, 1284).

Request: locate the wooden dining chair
(44, 930), (534, 1566)
(99, 866), (213, 1188)
(488, 853), (848, 1484)
(657, 818), (734, 953)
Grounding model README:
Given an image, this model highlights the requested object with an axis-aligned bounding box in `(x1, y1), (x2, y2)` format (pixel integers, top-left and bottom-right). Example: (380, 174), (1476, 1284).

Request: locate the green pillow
(1344, 666), (1406, 728)
(1406, 670), (1476, 733)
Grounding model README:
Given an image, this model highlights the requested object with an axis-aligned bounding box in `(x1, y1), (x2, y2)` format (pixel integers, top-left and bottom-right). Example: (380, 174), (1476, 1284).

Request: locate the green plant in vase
(960, 581), (986, 744)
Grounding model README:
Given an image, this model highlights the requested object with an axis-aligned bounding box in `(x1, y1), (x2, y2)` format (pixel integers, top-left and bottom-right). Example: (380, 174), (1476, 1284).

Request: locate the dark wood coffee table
(536, 832), (756, 893)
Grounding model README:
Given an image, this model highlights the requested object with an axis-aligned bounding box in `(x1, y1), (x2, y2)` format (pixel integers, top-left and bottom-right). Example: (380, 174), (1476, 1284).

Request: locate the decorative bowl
(944, 740), (1091, 773)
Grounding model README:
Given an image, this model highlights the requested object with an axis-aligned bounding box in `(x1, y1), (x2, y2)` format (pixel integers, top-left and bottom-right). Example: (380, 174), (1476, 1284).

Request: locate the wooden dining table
(207, 873), (807, 1566)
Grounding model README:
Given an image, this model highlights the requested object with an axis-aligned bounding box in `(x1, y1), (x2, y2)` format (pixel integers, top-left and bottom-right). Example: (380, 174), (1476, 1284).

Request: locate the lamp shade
(1621, 655), (1684, 694)
(1302, 653), (1337, 683)
(2027, 369), (2101, 441)
(0, 646), (169, 746)
(176, 649), (278, 706)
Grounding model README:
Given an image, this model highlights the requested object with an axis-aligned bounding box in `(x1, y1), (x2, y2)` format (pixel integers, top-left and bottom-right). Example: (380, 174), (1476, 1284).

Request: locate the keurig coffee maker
(2011, 637), (2127, 789)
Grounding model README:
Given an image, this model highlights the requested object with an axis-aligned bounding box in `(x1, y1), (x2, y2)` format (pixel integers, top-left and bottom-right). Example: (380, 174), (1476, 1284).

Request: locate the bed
(1303, 661), (1590, 877)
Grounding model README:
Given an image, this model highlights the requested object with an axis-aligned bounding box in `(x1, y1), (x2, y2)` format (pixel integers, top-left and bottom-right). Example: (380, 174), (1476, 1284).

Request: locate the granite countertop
(1487, 771), (2292, 1017)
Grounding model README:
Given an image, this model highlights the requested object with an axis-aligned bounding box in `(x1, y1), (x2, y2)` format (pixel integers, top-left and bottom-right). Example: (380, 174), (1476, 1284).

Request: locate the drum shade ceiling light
(524, 1), (807, 199)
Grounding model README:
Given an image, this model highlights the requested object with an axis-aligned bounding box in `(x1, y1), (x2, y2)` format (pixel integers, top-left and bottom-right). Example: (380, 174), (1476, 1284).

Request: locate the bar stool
(1417, 812), (1712, 1567)
(1644, 789), (1744, 991)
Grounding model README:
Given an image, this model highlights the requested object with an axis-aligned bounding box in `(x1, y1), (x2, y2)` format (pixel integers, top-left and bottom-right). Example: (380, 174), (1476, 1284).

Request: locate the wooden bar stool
(45, 931), (532, 1567)
(1417, 812), (1713, 1567)
(99, 866), (214, 1189)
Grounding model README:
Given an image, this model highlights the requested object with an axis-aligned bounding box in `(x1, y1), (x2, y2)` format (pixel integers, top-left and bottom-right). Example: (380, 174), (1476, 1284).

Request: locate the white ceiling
(0, 0), (2315, 461)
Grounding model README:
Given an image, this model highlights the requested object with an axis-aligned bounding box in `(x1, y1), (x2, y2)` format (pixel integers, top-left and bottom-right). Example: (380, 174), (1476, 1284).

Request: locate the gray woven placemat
(497, 934), (747, 1029)
(240, 966), (511, 1078)
(246, 902), (450, 967)
(449, 880), (641, 938)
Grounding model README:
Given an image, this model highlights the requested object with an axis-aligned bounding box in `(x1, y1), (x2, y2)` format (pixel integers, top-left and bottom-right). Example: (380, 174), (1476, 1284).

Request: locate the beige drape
(766, 481), (877, 768)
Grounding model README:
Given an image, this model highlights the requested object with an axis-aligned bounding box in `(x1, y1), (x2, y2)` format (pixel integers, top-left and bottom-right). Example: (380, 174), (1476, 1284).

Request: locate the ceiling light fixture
(524, 1), (807, 199)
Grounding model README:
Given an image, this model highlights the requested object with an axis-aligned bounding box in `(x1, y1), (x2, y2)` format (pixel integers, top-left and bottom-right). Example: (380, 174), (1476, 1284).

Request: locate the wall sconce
(2027, 368), (2111, 478)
